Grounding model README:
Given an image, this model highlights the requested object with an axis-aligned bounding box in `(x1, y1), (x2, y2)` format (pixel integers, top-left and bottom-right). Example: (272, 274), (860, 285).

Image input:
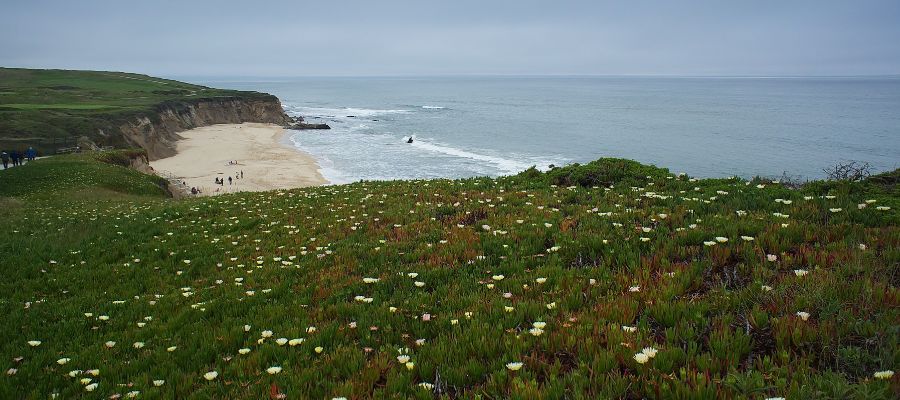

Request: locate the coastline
(149, 123), (327, 196)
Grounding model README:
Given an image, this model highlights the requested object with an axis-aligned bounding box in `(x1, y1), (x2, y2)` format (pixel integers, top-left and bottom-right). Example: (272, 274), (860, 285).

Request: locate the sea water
(195, 76), (900, 183)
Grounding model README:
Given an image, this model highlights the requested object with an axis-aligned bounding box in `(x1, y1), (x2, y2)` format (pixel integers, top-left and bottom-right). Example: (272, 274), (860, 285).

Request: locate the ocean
(194, 76), (900, 183)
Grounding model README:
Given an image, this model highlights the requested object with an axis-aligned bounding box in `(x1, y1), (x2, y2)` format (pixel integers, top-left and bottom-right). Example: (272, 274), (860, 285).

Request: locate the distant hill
(0, 68), (290, 158)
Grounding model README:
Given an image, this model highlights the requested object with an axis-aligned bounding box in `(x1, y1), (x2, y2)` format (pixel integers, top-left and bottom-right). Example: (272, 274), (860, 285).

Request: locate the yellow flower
(505, 362), (523, 371)
(633, 353), (650, 364)
(314, 346), (324, 354)
(405, 362), (415, 370)
(874, 370), (894, 379)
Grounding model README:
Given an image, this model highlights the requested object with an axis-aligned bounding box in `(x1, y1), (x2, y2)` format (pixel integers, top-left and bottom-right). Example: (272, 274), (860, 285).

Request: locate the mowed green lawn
(0, 104), (121, 110)
(0, 155), (897, 399)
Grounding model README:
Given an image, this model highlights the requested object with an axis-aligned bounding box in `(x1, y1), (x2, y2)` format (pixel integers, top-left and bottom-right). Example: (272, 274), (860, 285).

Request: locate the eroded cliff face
(116, 96), (290, 160)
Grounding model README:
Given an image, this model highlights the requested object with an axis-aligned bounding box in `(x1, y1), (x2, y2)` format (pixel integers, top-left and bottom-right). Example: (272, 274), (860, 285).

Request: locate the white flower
(796, 311), (811, 321)
(633, 352), (650, 364)
(261, 330), (273, 338)
(546, 302), (557, 310)
(126, 391), (140, 398)
(363, 277), (379, 284)
(622, 325), (637, 333)
(266, 366), (282, 375)
(203, 371), (218, 381)
(238, 348), (251, 355)
(405, 362), (415, 370)
(414, 281), (425, 287)
(289, 338), (304, 346)
(641, 347), (658, 358)
(27, 340), (41, 347)
(153, 380), (165, 387)
(715, 236), (728, 243)
(506, 362), (523, 371)
(167, 346), (177, 352)
(57, 358), (70, 365)
(703, 241), (716, 246)
(741, 236), (754, 241)
(314, 346), (324, 354)
(535, 277), (547, 284)
(85, 383), (99, 392)
(761, 285), (773, 292)
(492, 274), (505, 281)
(629, 286), (640, 292)
(276, 338), (288, 346)
(794, 269), (809, 277)
(244, 324), (251, 332)
(529, 328), (544, 336)
(767, 254), (777, 262)
(829, 208), (842, 213)
(532, 321), (546, 329)
(397, 355), (410, 363)
(873, 370), (894, 379)
(133, 342), (145, 349)
(765, 397), (786, 400)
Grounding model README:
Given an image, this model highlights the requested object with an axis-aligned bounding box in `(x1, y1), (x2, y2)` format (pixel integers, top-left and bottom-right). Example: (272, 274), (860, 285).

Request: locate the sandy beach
(150, 123), (327, 196)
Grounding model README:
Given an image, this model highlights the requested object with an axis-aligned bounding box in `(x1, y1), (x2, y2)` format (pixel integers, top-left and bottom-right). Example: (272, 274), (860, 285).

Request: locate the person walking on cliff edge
(1, 151), (8, 169)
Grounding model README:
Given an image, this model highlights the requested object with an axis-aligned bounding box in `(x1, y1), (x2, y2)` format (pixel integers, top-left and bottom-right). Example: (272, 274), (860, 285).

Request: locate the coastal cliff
(115, 96), (290, 160)
(0, 68), (294, 157)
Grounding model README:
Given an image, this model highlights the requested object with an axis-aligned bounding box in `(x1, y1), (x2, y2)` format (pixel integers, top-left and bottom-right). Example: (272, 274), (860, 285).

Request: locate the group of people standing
(1, 147), (37, 169)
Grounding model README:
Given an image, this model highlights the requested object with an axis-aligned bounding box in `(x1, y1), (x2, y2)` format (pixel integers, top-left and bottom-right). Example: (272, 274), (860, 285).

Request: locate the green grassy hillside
(0, 157), (897, 399)
(0, 68), (277, 153)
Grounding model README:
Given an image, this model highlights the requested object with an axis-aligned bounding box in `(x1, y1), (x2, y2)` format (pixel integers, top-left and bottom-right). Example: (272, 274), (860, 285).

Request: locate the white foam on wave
(410, 139), (540, 175)
(295, 106), (411, 118)
(421, 105), (445, 109)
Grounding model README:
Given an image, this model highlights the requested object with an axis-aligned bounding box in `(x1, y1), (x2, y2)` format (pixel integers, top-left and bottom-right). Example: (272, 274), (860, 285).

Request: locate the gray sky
(2, 0), (899, 76)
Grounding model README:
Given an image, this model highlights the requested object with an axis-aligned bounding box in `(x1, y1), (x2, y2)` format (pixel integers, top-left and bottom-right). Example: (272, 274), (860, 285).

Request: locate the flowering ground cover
(0, 154), (897, 399)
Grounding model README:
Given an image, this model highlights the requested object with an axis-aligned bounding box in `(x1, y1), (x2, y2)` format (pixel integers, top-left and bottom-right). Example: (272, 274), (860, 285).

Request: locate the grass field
(0, 68), (276, 153)
(0, 154), (897, 399)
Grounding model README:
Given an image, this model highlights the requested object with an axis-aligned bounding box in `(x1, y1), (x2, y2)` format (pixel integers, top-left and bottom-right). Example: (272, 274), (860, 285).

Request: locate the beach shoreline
(149, 123), (327, 196)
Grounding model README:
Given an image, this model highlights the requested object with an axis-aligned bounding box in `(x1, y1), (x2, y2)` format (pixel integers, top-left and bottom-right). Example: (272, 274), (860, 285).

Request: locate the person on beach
(1, 151), (8, 169)
(241, 170), (244, 179)
(191, 187), (198, 195)
(228, 176), (232, 185)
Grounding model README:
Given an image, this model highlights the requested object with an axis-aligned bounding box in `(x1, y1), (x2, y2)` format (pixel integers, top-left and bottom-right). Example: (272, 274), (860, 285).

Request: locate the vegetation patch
(0, 157), (897, 399)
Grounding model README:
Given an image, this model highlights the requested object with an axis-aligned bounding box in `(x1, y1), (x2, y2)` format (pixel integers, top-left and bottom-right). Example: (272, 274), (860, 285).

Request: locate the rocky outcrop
(116, 96), (290, 160)
(286, 122), (331, 130)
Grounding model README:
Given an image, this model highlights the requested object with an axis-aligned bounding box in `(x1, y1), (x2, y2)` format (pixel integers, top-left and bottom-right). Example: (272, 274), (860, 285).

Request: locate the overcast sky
(2, 0), (899, 77)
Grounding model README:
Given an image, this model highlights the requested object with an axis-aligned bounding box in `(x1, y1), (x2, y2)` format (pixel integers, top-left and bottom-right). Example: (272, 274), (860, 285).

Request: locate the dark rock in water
(286, 122), (331, 130)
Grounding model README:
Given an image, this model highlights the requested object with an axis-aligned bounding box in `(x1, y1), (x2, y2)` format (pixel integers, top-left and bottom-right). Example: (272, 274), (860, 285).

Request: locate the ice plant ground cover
(0, 153), (897, 399)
